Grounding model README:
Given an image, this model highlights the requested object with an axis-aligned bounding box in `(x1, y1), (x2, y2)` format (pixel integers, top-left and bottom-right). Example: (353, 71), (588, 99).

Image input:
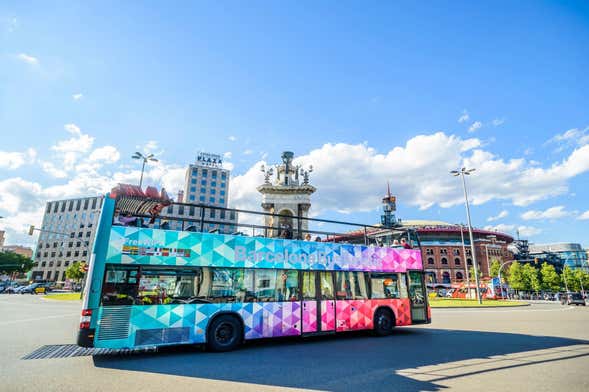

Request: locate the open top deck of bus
(77, 185), (429, 351)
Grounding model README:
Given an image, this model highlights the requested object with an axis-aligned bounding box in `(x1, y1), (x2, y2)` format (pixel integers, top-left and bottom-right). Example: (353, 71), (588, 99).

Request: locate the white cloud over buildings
(487, 210), (509, 222)
(521, 206), (571, 220)
(3, 128), (589, 246)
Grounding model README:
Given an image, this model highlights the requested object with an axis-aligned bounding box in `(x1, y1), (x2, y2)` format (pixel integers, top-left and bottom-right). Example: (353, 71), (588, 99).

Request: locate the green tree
(489, 260), (501, 278)
(572, 269), (589, 292)
(65, 261), (85, 282)
(0, 251), (35, 274)
(562, 266), (578, 292)
(522, 264), (541, 293)
(507, 262), (526, 291)
(540, 262), (560, 291)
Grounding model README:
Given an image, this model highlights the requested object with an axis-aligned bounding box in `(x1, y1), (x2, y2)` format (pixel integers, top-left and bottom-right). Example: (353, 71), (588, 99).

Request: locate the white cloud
(144, 140), (159, 152)
(46, 124), (95, 173)
(458, 110), (469, 123)
(72, 93), (83, 101)
(521, 206), (571, 220)
(487, 210), (509, 222)
(578, 210), (589, 220)
(484, 223), (542, 238)
(0, 148), (36, 169)
(40, 162), (68, 178)
(517, 226), (542, 237)
(16, 53), (39, 65)
(484, 223), (515, 233)
(227, 133), (589, 217)
(228, 136), (237, 142)
(223, 152), (232, 159)
(89, 146), (120, 163)
(63, 123), (81, 135)
(468, 121), (482, 133)
(492, 118), (505, 126)
(546, 126), (589, 152)
(243, 149), (253, 155)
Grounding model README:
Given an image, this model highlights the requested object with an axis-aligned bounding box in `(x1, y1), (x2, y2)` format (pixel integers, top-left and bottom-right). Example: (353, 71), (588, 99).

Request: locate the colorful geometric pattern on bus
(106, 226), (422, 272)
(302, 301), (317, 333)
(194, 301), (302, 340)
(335, 299), (411, 332)
(93, 298), (413, 349)
(321, 301), (336, 331)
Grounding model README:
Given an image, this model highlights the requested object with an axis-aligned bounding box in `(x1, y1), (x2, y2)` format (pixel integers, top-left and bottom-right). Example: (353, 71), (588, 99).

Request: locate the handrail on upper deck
(111, 193), (420, 248)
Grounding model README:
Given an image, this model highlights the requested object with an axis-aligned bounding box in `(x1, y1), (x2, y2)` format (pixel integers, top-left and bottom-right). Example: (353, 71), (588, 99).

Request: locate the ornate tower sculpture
(258, 151), (316, 239)
(381, 182), (398, 228)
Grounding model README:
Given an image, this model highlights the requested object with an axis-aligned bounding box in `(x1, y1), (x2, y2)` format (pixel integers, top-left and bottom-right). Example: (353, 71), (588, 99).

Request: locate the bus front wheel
(373, 308), (395, 336)
(207, 315), (242, 352)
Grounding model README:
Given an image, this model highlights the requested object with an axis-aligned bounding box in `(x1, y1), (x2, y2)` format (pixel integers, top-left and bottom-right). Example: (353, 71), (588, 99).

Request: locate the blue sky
(1, 1), (588, 247)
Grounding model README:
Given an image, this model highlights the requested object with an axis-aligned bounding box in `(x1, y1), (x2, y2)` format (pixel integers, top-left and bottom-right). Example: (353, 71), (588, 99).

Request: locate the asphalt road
(0, 295), (587, 392)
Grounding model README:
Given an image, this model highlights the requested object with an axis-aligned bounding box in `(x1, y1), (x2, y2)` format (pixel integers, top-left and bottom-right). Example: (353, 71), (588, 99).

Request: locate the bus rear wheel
(374, 308), (395, 336)
(207, 315), (242, 352)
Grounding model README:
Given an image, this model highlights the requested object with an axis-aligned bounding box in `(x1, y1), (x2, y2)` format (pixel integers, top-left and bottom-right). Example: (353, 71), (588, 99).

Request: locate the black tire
(207, 315), (242, 352)
(373, 308), (396, 336)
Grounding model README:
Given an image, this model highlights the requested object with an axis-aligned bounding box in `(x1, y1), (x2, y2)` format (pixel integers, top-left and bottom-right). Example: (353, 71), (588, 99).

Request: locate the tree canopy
(0, 251), (35, 274)
(540, 262), (560, 291)
(507, 262), (526, 291)
(65, 261), (85, 282)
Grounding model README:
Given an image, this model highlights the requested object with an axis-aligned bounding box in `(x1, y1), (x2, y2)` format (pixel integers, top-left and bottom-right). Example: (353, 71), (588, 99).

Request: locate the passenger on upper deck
(115, 209), (137, 226)
(401, 238), (412, 249)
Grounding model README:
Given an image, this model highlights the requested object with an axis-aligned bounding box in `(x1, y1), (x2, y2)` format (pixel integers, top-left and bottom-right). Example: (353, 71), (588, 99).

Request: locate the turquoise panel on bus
(104, 226), (422, 272)
(94, 301), (302, 349)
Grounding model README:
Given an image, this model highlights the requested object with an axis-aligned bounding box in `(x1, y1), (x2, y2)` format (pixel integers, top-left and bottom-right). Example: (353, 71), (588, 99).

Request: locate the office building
(31, 196), (104, 282)
(162, 152), (237, 233)
(529, 243), (589, 272)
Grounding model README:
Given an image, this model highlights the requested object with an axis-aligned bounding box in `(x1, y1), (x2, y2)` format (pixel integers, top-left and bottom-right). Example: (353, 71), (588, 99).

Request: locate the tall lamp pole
(132, 152), (158, 188)
(451, 167), (482, 304)
(459, 224), (471, 298)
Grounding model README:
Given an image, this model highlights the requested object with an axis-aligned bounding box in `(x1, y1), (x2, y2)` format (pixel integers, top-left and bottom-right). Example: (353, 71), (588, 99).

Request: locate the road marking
(0, 313), (79, 326)
(433, 306), (575, 313)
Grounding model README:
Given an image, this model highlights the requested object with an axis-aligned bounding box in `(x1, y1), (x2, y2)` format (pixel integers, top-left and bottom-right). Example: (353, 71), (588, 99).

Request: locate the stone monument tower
(257, 151), (316, 239)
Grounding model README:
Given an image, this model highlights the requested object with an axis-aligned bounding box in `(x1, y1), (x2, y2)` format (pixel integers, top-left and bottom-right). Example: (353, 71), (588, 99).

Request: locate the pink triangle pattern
(302, 301), (317, 333)
(321, 301), (336, 331)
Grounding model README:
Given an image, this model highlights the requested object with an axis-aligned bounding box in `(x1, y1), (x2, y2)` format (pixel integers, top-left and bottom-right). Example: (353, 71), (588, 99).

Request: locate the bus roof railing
(111, 192), (420, 247)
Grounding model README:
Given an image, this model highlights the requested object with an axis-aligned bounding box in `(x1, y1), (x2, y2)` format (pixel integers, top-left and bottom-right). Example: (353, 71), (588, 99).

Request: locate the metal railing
(113, 198), (420, 248)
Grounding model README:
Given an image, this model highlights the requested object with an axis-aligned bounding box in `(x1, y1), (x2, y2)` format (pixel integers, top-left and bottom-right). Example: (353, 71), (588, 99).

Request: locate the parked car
(561, 292), (586, 306)
(19, 283), (47, 295)
(3, 282), (23, 294)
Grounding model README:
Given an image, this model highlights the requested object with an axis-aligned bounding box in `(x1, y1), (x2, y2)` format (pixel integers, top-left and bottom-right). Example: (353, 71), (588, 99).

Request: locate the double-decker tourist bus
(77, 185), (430, 351)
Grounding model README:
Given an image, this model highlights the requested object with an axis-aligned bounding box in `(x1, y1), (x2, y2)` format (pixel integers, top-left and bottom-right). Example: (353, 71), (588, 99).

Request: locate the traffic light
(28, 225), (35, 236)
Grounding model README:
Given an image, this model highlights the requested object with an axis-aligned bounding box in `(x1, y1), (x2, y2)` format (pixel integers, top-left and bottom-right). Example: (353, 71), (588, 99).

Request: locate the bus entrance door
(302, 271), (335, 334)
(408, 271), (428, 323)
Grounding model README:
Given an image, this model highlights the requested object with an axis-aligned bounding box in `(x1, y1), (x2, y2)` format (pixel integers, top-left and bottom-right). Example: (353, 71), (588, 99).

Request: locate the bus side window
(302, 271), (316, 300)
(336, 271), (368, 300)
(101, 265), (139, 306)
(274, 270), (299, 301)
(319, 272), (334, 300)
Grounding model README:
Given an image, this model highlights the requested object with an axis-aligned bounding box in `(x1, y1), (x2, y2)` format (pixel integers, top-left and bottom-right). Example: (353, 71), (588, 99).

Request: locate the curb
(431, 303), (530, 309)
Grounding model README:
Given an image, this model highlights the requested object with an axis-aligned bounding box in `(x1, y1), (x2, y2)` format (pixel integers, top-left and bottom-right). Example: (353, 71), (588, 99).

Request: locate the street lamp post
(484, 235), (497, 279)
(132, 152), (158, 188)
(459, 224), (472, 298)
(451, 167), (482, 304)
